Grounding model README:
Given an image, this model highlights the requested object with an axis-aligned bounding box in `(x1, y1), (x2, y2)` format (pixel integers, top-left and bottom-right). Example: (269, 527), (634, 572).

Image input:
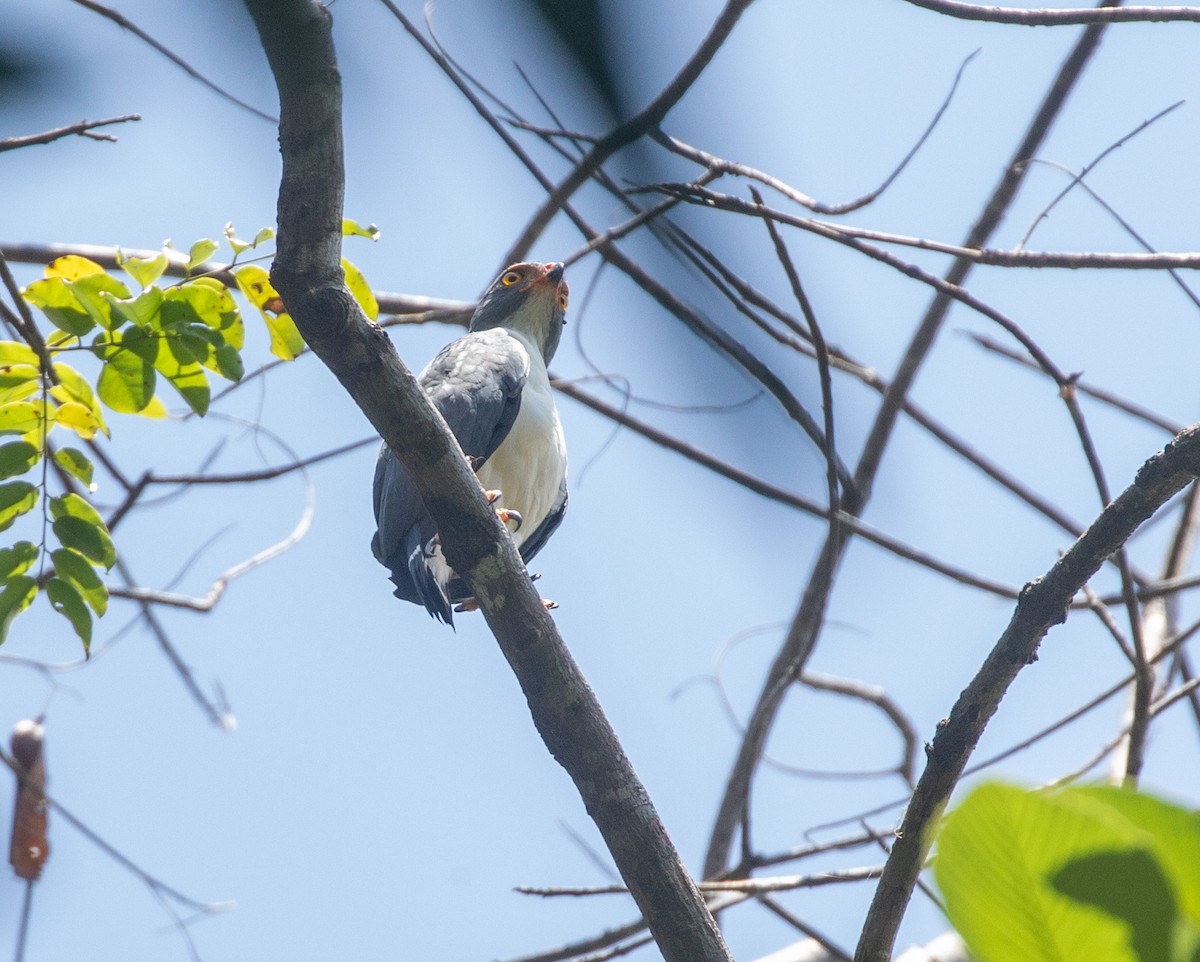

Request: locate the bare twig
(900, 0), (1200, 24)
(0, 115), (141, 152)
(69, 0), (276, 122)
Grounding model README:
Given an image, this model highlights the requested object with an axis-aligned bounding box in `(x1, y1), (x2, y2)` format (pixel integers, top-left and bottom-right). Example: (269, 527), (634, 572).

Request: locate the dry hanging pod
(9, 718), (48, 881)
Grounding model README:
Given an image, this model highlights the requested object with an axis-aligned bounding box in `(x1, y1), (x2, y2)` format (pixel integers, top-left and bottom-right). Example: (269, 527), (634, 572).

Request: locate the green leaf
(342, 257), (379, 321)
(0, 402), (41, 436)
(935, 783), (1182, 962)
(93, 331), (156, 414)
(46, 577), (92, 651)
(52, 516), (116, 569)
(150, 334), (210, 416)
(225, 223), (272, 255)
(69, 272), (132, 331)
(53, 447), (94, 486)
(187, 238), (219, 270)
(1067, 787), (1200, 927)
(51, 362), (110, 436)
(0, 363), (42, 405)
(1052, 850), (1174, 962)
(102, 286), (164, 330)
(0, 343), (41, 367)
(117, 249), (168, 288)
(51, 547), (107, 616)
(0, 542), (39, 580)
(0, 576), (37, 645)
(23, 277), (94, 336)
(187, 278), (245, 349)
(0, 481), (38, 533)
(49, 492), (103, 527)
(342, 219), (380, 240)
(213, 343), (244, 381)
(0, 441), (39, 479)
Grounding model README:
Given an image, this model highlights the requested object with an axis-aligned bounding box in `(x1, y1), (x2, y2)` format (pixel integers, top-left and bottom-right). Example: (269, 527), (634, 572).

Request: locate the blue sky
(1, 1), (1199, 960)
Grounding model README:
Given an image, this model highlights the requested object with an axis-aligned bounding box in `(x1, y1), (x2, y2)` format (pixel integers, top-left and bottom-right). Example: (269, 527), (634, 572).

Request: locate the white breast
(475, 329), (567, 549)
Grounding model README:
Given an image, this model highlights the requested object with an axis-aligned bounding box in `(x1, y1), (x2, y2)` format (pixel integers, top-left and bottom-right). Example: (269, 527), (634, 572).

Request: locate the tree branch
(854, 424), (1200, 960)
(241, 2), (730, 959)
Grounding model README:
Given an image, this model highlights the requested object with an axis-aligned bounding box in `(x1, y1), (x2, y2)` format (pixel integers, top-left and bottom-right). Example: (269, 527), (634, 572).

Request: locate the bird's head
(470, 261), (568, 364)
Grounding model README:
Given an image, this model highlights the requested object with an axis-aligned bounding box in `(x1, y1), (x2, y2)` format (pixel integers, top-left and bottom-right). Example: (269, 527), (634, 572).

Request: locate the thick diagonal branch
(854, 425), (1200, 962)
(241, 2), (729, 960)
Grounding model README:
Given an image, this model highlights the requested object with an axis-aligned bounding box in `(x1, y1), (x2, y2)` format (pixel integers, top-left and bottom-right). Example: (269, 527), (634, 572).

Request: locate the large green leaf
(0, 575), (37, 645)
(0, 401), (41, 437)
(936, 782), (1141, 962)
(46, 577), (92, 651)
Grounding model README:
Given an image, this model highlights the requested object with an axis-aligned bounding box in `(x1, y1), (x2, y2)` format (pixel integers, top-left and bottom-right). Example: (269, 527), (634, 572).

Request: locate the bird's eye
(501, 270), (522, 286)
(558, 292), (569, 311)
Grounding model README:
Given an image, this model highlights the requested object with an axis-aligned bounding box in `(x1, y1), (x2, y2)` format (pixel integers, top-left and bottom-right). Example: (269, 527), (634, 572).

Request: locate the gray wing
(371, 330), (529, 623)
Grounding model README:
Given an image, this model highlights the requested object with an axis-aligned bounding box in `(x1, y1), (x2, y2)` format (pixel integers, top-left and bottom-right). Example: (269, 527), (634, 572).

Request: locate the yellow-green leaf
(0, 401), (42, 436)
(53, 447), (94, 486)
(51, 363), (110, 436)
(187, 238), (219, 270)
(45, 255), (105, 281)
(234, 265), (305, 361)
(118, 249), (168, 288)
(343, 257), (379, 321)
(102, 286), (164, 330)
(23, 277), (94, 336)
(0, 363), (42, 405)
(0, 343), (40, 367)
(54, 401), (101, 439)
(342, 219), (380, 240)
(69, 273), (132, 331)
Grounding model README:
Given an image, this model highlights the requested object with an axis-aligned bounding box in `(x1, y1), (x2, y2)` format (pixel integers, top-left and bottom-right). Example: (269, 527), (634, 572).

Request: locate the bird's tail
(403, 528), (455, 626)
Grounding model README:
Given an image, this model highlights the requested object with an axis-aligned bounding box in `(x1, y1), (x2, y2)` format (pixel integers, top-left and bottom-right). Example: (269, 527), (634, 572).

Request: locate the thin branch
(501, 0), (754, 265)
(69, 0), (276, 122)
(0, 115), (141, 152)
(900, 0), (1200, 24)
(655, 48), (978, 216)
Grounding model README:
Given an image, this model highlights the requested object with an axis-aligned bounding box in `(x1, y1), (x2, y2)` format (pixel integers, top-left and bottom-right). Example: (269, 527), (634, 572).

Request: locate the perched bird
(371, 261), (569, 625)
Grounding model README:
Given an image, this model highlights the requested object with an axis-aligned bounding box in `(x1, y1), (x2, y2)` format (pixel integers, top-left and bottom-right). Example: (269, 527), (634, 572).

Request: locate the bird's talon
(454, 597), (481, 613)
(484, 489), (502, 504)
(542, 598), (558, 611)
(498, 508), (524, 531)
